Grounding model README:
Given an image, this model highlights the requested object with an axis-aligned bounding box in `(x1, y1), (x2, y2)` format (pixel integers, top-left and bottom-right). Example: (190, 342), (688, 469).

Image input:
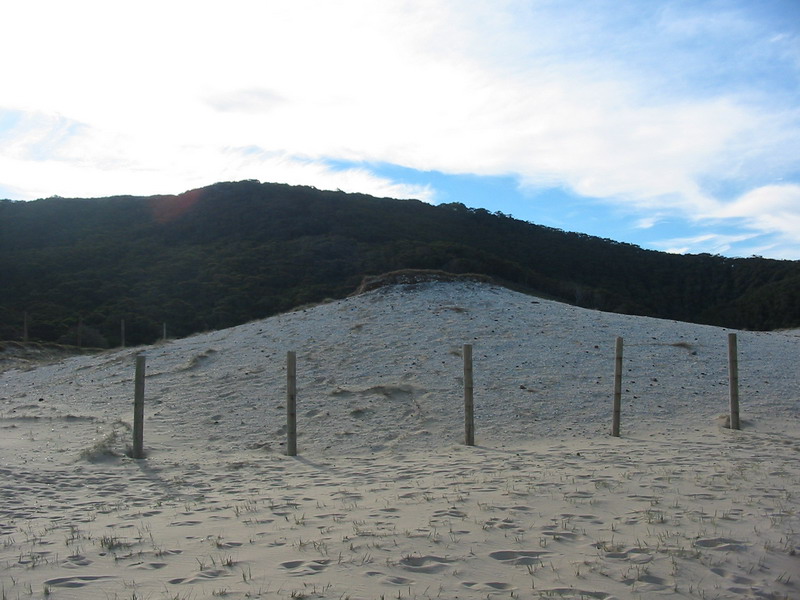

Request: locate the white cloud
(649, 184), (800, 258)
(635, 216), (661, 230)
(715, 184), (800, 241)
(206, 89), (287, 115)
(653, 232), (759, 256)
(0, 126), (434, 202)
(1, 1), (798, 255)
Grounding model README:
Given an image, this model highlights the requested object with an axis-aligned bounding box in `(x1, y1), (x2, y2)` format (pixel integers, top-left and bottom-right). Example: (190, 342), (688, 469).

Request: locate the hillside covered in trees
(2, 180), (799, 346)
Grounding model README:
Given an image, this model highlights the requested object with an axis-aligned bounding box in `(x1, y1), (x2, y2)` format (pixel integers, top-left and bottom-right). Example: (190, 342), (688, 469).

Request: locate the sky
(1, 1), (799, 259)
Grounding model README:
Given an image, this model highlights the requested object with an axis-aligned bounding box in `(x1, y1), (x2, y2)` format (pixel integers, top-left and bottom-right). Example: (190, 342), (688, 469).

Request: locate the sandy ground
(1, 281), (798, 599)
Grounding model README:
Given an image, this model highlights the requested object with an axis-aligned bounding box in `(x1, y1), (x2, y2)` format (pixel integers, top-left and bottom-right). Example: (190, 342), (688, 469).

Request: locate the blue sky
(1, 1), (799, 258)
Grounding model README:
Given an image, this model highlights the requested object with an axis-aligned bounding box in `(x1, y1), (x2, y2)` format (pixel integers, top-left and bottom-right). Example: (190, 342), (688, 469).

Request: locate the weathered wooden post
(121, 319), (126, 349)
(162, 322), (167, 341)
(23, 311), (29, 343)
(464, 343), (474, 446)
(77, 316), (83, 348)
(728, 333), (740, 430)
(132, 354), (146, 459)
(612, 337), (623, 437)
(286, 351), (297, 456)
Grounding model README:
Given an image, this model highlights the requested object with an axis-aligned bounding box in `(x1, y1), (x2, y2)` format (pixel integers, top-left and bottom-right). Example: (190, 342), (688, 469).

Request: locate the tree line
(1, 180), (798, 347)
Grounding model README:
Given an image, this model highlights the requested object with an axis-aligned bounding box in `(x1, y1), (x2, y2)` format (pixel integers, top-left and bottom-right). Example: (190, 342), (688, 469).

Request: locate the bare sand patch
(2, 282), (798, 599)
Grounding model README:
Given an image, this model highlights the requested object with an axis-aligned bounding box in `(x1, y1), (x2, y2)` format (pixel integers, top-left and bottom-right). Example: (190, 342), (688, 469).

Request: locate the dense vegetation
(1, 180), (799, 346)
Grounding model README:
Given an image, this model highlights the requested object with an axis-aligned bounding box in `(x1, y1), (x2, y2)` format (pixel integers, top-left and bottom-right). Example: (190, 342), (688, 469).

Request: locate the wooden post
(286, 351), (297, 456)
(120, 319), (126, 349)
(464, 343), (474, 446)
(728, 333), (740, 430)
(132, 354), (146, 459)
(612, 337), (623, 437)
(23, 311), (29, 343)
(162, 322), (167, 341)
(77, 316), (83, 348)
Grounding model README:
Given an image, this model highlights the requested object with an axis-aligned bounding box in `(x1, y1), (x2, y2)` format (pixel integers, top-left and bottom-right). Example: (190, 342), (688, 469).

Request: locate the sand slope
(1, 281), (798, 599)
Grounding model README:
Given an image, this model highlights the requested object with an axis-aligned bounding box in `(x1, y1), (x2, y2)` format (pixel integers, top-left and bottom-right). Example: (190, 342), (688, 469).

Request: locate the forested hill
(2, 180), (799, 346)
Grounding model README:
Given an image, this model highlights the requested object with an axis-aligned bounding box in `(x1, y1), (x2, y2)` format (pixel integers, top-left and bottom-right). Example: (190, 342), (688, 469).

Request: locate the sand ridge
(1, 281), (798, 599)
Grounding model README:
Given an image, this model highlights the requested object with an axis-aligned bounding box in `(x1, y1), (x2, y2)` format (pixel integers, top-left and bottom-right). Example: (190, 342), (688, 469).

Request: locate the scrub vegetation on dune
(2, 181), (799, 348)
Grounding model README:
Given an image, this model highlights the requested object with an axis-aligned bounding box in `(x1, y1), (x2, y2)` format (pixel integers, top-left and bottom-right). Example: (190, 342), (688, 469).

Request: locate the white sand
(1, 281), (798, 599)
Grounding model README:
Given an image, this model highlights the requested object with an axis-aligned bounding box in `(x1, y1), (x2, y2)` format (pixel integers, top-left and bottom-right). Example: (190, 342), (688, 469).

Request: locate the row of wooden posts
(612, 333), (741, 436)
(128, 334), (743, 459)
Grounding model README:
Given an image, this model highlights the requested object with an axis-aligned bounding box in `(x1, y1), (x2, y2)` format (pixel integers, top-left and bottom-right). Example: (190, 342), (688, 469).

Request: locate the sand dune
(1, 281), (798, 599)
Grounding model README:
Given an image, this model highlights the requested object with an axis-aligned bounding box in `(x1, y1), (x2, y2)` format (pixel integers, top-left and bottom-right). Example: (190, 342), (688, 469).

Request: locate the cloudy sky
(2, 1), (799, 258)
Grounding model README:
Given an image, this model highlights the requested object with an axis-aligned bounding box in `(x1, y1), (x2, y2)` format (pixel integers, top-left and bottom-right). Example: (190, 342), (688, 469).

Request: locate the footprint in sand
(17, 551), (51, 567)
(686, 493), (719, 501)
(168, 568), (230, 584)
(601, 547), (652, 563)
(488, 550), (549, 565)
(431, 507), (468, 518)
(483, 516), (520, 530)
(279, 559), (331, 576)
(623, 573), (669, 590)
(44, 575), (114, 588)
(384, 575), (414, 585)
(564, 491), (594, 500)
(62, 554), (93, 567)
(540, 529), (578, 542)
(462, 581), (517, 592)
(128, 561), (168, 570)
(179, 349), (218, 371)
(694, 537), (747, 551)
(365, 571), (416, 586)
(214, 540), (243, 549)
(560, 512), (604, 524)
(332, 491), (364, 502)
(399, 555), (454, 574)
(710, 567), (755, 585)
(315, 512), (348, 521)
(536, 589), (612, 599)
